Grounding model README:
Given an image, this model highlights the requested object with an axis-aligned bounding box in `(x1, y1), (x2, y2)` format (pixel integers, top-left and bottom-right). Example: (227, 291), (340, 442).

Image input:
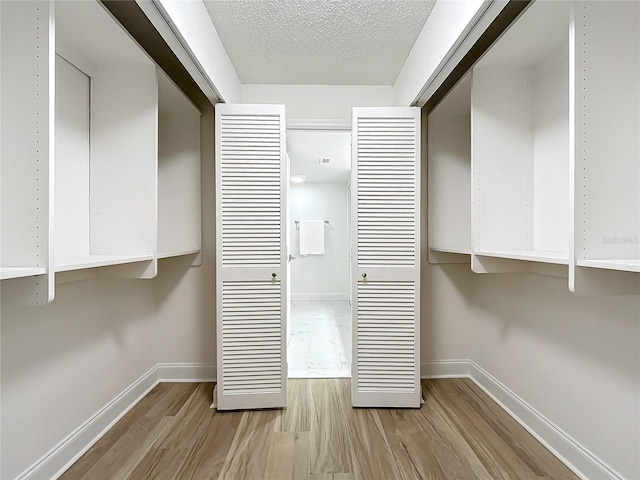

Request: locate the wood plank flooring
(60, 379), (578, 480)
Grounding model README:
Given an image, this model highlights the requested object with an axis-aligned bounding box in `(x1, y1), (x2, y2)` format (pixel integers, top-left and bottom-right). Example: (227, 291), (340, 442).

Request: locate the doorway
(285, 129), (352, 378)
(215, 104), (421, 409)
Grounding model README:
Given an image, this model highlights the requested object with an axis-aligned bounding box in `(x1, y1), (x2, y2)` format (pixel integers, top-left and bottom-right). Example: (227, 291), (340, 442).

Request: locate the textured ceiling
(204, 0), (436, 85)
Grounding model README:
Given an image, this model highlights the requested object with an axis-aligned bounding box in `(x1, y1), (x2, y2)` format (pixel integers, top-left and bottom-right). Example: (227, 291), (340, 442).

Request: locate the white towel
(299, 220), (325, 255)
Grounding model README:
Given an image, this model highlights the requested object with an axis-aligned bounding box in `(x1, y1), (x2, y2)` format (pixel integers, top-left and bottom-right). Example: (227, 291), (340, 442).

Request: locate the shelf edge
(0, 267), (48, 280)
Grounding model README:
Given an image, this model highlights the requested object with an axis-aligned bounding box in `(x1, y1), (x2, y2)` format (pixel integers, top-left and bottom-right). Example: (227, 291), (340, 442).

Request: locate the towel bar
(294, 220), (330, 229)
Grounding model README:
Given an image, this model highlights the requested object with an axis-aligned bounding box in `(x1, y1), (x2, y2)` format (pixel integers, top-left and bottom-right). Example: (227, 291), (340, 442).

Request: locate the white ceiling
(203, 0), (436, 85)
(287, 130), (351, 183)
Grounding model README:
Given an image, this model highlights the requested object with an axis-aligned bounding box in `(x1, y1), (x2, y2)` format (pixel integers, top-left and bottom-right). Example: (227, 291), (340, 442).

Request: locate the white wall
(1, 278), (157, 480)
(241, 84), (394, 122)
(421, 262), (640, 479)
(153, 105), (216, 365)
(0, 106), (217, 480)
(289, 183), (349, 300)
(287, 130), (351, 183)
(0, 269), (216, 480)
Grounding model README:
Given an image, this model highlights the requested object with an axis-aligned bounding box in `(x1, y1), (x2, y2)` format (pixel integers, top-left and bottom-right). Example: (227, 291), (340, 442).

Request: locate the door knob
(272, 273), (277, 278)
(362, 273), (367, 278)
(289, 254), (296, 261)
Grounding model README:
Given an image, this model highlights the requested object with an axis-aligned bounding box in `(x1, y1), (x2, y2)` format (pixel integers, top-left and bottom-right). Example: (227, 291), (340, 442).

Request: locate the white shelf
(55, 255), (154, 272)
(569, 2), (640, 294)
(471, 0), (570, 276)
(157, 250), (201, 260)
(426, 1), (638, 293)
(2, 0), (211, 303)
(0, 267), (47, 280)
(429, 247), (471, 256)
(157, 70), (202, 262)
(54, 0), (158, 281)
(577, 259), (640, 274)
(475, 250), (568, 265)
(428, 73), (471, 264)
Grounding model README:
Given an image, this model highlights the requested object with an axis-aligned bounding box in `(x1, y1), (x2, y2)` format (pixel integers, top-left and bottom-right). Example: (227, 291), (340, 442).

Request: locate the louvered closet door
(215, 104), (287, 410)
(351, 107), (420, 408)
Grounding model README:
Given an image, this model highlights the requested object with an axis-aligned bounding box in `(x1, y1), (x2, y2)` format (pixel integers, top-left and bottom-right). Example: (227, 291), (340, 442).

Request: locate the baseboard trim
(421, 360), (623, 480)
(16, 359), (622, 480)
(15, 363), (217, 480)
(291, 293), (349, 301)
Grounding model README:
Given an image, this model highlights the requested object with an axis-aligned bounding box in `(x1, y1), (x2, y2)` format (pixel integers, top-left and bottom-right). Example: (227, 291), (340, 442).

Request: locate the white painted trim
(421, 360), (623, 480)
(286, 118), (351, 131)
(15, 363), (217, 480)
(291, 293), (350, 302)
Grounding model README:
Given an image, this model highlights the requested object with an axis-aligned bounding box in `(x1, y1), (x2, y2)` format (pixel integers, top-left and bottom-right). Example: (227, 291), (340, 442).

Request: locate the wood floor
(60, 379), (578, 480)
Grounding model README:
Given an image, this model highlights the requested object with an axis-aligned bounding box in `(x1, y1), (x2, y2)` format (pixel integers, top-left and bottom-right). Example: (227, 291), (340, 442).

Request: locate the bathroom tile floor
(288, 300), (352, 378)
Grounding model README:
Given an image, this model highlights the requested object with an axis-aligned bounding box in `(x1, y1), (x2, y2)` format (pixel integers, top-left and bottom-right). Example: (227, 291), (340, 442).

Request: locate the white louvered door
(351, 107), (421, 408)
(215, 104), (287, 410)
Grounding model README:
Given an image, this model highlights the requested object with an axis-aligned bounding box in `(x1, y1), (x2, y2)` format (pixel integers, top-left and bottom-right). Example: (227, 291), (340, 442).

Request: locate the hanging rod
(294, 220), (330, 229)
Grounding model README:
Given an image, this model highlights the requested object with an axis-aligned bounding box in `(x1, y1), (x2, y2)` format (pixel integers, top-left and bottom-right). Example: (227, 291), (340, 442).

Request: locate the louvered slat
(352, 108), (420, 408)
(356, 117), (416, 267)
(215, 104), (287, 411)
(220, 112), (281, 268)
(221, 280), (282, 395)
(356, 280), (416, 393)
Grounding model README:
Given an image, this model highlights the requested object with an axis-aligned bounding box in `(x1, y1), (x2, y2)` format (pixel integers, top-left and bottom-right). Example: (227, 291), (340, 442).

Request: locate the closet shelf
(55, 254), (154, 272)
(429, 247), (471, 255)
(426, 0), (638, 293)
(474, 250), (569, 265)
(427, 72), (471, 266)
(577, 259), (640, 273)
(157, 249), (201, 260)
(0, 267), (47, 280)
